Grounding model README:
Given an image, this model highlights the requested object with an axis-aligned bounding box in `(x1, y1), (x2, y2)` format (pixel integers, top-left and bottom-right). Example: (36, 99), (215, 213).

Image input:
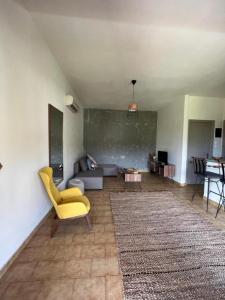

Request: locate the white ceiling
(15, 0), (225, 110)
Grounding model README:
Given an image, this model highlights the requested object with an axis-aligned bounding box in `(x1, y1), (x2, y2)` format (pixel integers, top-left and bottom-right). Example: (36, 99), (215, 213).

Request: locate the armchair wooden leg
(51, 214), (59, 237)
(85, 214), (92, 231)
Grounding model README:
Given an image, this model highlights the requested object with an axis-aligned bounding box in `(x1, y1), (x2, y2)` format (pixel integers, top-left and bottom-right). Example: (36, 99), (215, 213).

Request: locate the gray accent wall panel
(84, 109), (157, 170)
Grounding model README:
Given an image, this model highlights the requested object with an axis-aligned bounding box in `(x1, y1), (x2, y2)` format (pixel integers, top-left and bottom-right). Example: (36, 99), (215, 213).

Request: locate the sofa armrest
(57, 202), (88, 219)
(60, 187), (83, 199)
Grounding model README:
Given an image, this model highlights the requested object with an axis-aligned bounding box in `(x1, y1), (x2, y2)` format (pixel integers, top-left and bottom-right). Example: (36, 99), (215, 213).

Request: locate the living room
(1, 0), (225, 299)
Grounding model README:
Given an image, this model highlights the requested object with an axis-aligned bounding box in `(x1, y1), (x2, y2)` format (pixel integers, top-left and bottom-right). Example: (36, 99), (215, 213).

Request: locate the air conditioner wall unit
(65, 95), (79, 112)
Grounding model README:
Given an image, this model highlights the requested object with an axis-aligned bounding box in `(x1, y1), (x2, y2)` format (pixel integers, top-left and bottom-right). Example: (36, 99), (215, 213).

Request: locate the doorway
(222, 120), (225, 158)
(186, 120), (214, 184)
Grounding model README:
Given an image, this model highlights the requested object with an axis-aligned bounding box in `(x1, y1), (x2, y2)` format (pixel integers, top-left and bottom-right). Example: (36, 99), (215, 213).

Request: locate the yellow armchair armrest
(57, 202), (88, 219)
(60, 187), (83, 199)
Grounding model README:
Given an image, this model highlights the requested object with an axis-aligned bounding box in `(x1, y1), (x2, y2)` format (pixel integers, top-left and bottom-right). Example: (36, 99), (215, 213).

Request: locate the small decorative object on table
(126, 168), (139, 174)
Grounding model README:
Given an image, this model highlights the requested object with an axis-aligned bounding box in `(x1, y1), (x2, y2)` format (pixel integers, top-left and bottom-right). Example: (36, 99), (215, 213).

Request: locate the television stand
(150, 161), (175, 178)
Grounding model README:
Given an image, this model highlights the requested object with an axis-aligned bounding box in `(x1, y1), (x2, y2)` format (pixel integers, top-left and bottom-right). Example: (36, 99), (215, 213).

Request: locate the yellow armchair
(39, 167), (91, 236)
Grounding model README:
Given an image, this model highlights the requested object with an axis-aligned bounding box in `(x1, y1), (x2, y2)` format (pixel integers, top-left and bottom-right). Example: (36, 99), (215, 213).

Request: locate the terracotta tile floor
(1, 173), (225, 299)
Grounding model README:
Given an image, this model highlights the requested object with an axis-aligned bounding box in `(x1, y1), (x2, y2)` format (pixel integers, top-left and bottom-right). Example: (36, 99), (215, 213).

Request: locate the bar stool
(215, 162), (225, 218)
(192, 157), (222, 211)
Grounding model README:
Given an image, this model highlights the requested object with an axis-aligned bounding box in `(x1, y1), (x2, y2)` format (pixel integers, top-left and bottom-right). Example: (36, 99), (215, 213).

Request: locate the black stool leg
(192, 175), (199, 201)
(222, 186), (225, 212)
(215, 182), (224, 218)
(207, 177), (210, 212)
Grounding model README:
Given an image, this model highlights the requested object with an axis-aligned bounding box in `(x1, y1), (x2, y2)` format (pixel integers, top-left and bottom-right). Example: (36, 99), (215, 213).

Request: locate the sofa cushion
(77, 167), (103, 178)
(79, 157), (88, 172)
(75, 167), (104, 190)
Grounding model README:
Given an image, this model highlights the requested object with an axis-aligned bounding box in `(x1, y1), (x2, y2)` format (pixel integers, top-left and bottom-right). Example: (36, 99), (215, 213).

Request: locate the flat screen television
(158, 151), (168, 164)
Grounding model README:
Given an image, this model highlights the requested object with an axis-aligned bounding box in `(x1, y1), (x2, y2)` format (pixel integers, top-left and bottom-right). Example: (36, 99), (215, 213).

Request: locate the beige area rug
(110, 191), (225, 300)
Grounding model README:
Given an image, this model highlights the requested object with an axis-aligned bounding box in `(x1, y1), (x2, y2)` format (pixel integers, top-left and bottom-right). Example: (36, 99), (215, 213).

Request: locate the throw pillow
(87, 154), (98, 166)
(87, 158), (96, 170)
(79, 157), (88, 172)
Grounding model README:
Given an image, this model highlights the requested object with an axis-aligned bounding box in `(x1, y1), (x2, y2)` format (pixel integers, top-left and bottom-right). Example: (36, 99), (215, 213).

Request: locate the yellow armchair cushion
(57, 201), (89, 219)
(60, 195), (91, 212)
(60, 187), (83, 199)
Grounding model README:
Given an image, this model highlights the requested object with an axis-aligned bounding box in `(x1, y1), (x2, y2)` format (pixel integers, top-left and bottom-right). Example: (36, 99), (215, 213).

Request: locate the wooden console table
(150, 161), (175, 178)
(159, 164), (175, 177)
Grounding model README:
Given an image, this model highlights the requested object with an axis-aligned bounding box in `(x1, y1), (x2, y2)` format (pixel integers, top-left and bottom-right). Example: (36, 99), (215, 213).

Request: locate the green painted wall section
(84, 109), (157, 170)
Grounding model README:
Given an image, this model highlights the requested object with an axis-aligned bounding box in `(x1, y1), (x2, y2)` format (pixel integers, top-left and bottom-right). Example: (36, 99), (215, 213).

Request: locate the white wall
(0, 0), (83, 271)
(156, 97), (185, 183)
(180, 95), (225, 183)
(187, 96), (224, 156)
(157, 95), (225, 184)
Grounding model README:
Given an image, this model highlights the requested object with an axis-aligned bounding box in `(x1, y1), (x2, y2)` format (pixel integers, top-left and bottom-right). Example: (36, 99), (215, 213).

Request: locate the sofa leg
(85, 214), (92, 231)
(51, 214), (59, 237)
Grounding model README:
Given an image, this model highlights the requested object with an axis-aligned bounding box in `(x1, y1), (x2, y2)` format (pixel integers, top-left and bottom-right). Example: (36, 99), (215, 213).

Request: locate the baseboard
(0, 208), (53, 279)
(165, 177), (186, 186)
(179, 183), (187, 187)
(166, 176), (186, 186)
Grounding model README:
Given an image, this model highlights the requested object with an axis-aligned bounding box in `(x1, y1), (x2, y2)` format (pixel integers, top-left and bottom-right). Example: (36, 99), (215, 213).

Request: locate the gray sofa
(73, 158), (118, 190)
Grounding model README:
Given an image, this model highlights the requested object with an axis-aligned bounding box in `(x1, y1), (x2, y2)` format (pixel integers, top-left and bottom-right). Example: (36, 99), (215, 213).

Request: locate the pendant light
(128, 80), (138, 112)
